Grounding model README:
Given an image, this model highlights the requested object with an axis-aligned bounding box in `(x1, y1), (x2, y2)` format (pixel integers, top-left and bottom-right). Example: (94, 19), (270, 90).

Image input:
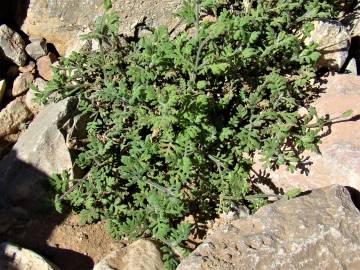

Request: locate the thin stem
(59, 177), (87, 200)
(195, 0), (200, 35)
(145, 179), (177, 196)
(195, 36), (212, 71)
(99, 12), (109, 83)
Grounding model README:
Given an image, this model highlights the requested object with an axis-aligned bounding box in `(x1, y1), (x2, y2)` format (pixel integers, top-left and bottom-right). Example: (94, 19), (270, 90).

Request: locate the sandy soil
(1, 212), (122, 270)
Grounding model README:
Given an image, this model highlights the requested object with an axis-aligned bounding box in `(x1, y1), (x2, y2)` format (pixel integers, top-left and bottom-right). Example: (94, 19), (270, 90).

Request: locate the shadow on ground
(0, 150), (94, 270)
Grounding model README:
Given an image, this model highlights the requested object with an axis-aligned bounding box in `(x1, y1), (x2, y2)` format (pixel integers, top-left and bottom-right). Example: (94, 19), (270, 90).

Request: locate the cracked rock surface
(177, 185), (360, 270)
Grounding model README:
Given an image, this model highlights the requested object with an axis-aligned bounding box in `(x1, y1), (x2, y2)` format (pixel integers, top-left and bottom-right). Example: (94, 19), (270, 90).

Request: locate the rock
(32, 77), (47, 92)
(94, 240), (164, 270)
(0, 98), (32, 137)
(25, 77), (46, 113)
(345, 58), (358, 75)
(21, 0), (181, 55)
(306, 20), (351, 71)
(0, 79), (5, 103)
(25, 38), (48, 60)
(11, 72), (34, 96)
(36, 53), (57, 81)
(253, 74), (360, 193)
(24, 91), (38, 113)
(0, 25), (27, 66)
(0, 98), (79, 204)
(178, 185), (360, 270)
(0, 242), (59, 270)
(18, 61), (36, 74)
(65, 27), (93, 57)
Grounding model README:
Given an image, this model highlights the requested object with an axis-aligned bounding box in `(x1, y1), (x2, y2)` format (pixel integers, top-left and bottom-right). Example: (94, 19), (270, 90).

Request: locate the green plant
(40, 0), (340, 268)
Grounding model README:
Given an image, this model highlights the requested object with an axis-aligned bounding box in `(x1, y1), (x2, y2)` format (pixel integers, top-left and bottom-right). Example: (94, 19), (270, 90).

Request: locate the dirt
(0, 211), (122, 270)
(0, 207), (238, 270)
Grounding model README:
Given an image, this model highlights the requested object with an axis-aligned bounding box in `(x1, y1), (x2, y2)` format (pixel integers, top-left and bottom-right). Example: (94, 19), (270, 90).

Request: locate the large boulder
(177, 185), (360, 270)
(94, 240), (164, 270)
(0, 98), (79, 205)
(253, 74), (360, 193)
(21, 0), (182, 55)
(0, 24), (27, 66)
(0, 242), (59, 270)
(306, 20), (351, 71)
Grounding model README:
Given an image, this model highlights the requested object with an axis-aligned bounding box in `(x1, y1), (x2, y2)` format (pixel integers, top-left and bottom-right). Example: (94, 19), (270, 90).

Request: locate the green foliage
(40, 0), (339, 268)
(284, 187), (302, 199)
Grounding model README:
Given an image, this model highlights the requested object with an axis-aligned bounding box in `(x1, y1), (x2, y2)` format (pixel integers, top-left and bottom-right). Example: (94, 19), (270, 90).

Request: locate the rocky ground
(0, 1), (359, 270)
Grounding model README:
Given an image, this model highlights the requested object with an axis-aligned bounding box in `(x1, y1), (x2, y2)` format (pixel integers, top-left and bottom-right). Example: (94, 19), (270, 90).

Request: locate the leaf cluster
(40, 0), (338, 268)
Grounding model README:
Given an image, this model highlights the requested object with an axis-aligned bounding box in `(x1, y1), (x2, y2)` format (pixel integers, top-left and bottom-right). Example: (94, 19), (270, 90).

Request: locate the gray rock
(177, 185), (360, 270)
(11, 72), (34, 97)
(0, 98), (32, 137)
(94, 240), (165, 270)
(65, 28), (99, 57)
(305, 20), (351, 71)
(0, 98), (78, 204)
(0, 25), (27, 66)
(33, 77), (47, 92)
(25, 38), (48, 60)
(21, 0), (182, 55)
(0, 79), (5, 103)
(0, 242), (60, 270)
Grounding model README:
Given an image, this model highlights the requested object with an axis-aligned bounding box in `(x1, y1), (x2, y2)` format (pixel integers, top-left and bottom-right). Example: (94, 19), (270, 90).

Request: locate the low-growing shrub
(38, 0), (341, 268)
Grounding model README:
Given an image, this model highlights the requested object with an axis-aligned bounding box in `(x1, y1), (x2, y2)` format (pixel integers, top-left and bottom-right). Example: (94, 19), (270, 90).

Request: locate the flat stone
(12, 72), (34, 96)
(0, 98), (32, 137)
(0, 98), (79, 205)
(0, 24), (27, 66)
(178, 185), (360, 270)
(253, 74), (360, 193)
(36, 53), (57, 81)
(94, 240), (165, 270)
(0, 242), (59, 270)
(25, 38), (48, 60)
(306, 20), (351, 71)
